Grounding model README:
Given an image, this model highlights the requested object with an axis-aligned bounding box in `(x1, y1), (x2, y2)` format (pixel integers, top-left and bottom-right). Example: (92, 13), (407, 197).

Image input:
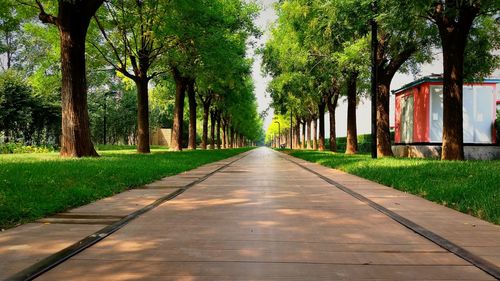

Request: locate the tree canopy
(0, 0), (264, 155)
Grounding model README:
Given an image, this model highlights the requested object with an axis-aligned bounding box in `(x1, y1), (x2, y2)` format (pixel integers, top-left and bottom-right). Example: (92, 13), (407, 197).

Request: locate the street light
(274, 120), (281, 148)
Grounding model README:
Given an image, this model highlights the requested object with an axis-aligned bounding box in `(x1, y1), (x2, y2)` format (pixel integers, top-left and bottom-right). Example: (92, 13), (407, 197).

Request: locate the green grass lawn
(288, 150), (500, 225)
(0, 147), (252, 229)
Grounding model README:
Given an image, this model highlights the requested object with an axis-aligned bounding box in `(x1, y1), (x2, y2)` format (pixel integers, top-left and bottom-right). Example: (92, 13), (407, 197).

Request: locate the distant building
(393, 75), (498, 145)
(150, 128), (172, 146)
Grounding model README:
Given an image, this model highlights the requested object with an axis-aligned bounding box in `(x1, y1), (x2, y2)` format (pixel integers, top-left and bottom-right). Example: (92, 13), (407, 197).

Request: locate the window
(429, 85), (494, 143)
(400, 94), (414, 143)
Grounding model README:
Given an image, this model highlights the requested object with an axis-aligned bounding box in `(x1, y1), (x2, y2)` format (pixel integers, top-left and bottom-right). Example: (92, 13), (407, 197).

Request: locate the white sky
(250, 0), (278, 132)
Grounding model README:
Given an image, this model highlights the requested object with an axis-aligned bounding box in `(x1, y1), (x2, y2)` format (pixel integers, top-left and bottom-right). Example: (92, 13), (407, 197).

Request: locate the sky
(247, 0), (490, 138)
(249, 0), (278, 132)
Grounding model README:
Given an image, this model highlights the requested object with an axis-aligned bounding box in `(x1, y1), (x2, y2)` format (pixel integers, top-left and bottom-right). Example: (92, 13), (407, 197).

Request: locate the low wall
(150, 128), (172, 146)
(392, 145), (500, 160)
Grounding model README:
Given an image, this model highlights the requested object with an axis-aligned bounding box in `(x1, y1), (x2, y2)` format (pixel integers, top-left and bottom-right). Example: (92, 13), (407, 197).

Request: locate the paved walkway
(2, 148), (499, 280)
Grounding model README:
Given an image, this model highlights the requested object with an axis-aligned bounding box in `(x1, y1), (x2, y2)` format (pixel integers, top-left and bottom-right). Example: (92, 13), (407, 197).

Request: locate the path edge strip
(6, 150), (251, 281)
(277, 151), (500, 280)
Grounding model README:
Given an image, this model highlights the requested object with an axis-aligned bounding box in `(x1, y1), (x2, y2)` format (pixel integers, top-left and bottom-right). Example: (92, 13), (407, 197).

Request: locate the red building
(393, 75), (499, 145)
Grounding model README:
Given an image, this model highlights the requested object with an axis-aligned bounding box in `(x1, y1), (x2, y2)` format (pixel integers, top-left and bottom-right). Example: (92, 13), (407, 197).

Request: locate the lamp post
(274, 120), (281, 148)
(370, 0), (378, 159)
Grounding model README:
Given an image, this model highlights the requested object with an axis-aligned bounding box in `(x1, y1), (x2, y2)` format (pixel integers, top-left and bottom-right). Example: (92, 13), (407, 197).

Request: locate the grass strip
(0, 147), (252, 229)
(289, 150), (499, 225)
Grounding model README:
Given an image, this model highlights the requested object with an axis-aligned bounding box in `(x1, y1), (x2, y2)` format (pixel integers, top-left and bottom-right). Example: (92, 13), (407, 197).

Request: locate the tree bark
(346, 71), (358, 154)
(201, 99), (211, 150)
(221, 121), (227, 149)
(327, 89), (339, 152)
(375, 38), (416, 157)
(187, 79), (196, 150)
(56, 3), (101, 157)
(301, 120), (306, 149)
(216, 114), (221, 149)
(171, 68), (185, 151)
(312, 117), (318, 150)
(318, 101), (326, 151)
(431, 2), (478, 160)
(306, 119), (312, 149)
(135, 77), (150, 153)
(225, 122), (230, 148)
(209, 109), (216, 149)
(376, 78), (393, 157)
(294, 116), (300, 149)
(229, 127), (232, 148)
(441, 41), (465, 160)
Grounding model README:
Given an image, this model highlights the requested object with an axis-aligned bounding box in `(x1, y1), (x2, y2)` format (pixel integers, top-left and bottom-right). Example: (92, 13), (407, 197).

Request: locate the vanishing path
(11, 148), (500, 280)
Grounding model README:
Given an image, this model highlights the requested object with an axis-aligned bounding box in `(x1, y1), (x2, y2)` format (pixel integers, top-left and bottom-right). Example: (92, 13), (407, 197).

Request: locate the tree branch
(35, 0), (58, 25)
(147, 70), (168, 81)
(93, 15), (126, 70)
(385, 44), (418, 79)
(89, 41), (120, 73)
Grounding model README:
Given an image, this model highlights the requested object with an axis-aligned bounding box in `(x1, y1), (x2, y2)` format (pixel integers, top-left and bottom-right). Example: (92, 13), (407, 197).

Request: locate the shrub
(0, 143), (55, 154)
(325, 132), (395, 153)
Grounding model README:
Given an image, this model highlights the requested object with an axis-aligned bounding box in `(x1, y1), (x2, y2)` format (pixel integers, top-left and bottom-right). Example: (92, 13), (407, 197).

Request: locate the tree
(326, 78), (341, 151)
(87, 74), (140, 145)
(264, 0), (370, 154)
(0, 71), (33, 141)
(414, 0), (499, 160)
(373, 0), (435, 157)
(91, 0), (172, 153)
(33, 0), (103, 157)
(0, 0), (22, 70)
(0, 70), (60, 145)
(167, 0), (259, 151)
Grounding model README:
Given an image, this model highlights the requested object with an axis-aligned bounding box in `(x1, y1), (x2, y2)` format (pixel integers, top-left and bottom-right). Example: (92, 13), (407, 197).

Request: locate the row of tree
(262, 0), (499, 160)
(0, 0), (264, 157)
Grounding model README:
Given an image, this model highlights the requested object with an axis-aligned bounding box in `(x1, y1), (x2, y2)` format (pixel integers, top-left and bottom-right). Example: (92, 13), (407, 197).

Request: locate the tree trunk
(225, 124), (230, 148)
(294, 116), (300, 149)
(318, 102), (326, 151)
(187, 79), (196, 150)
(439, 27), (471, 160)
(210, 110), (216, 149)
(346, 71), (358, 154)
(230, 127), (235, 148)
(58, 13), (98, 157)
(171, 68), (185, 151)
(216, 114), (221, 149)
(376, 78), (393, 157)
(201, 101), (210, 150)
(229, 127), (232, 148)
(301, 121), (306, 149)
(374, 40), (416, 157)
(306, 119), (312, 149)
(441, 43), (465, 160)
(221, 122), (227, 149)
(135, 77), (150, 153)
(432, 4), (478, 161)
(312, 117), (318, 150)
(327, 91), (339, 152)
(283, 129), (290, 147)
